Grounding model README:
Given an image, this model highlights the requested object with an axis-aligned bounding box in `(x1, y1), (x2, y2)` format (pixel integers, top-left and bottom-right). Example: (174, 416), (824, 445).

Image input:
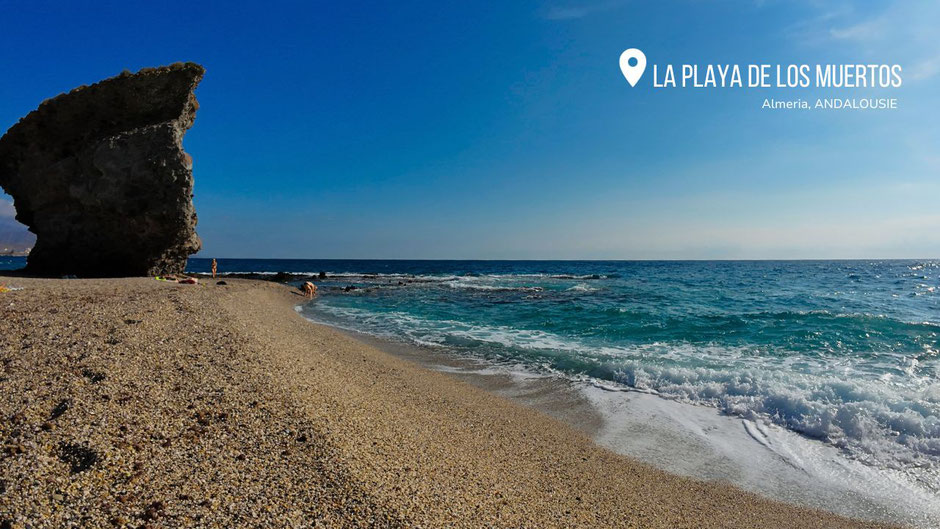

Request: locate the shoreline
(0, 276), (902, 527)
(315, 319), (940, 529)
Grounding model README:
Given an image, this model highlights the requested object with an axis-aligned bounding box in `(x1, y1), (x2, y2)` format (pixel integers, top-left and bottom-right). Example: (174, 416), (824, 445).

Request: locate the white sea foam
(445, 280), (544, 292)
(583, 386), (940, 528)
(566, 283), (598, 292)
(610, 359), (940, 484)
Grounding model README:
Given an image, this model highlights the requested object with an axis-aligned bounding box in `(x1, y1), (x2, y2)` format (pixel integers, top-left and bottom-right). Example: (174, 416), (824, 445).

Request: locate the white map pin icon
(619, 48), (646, 87)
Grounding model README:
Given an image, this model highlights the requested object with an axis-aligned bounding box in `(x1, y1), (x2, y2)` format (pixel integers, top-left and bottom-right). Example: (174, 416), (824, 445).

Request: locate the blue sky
(1, 1), (938, 259)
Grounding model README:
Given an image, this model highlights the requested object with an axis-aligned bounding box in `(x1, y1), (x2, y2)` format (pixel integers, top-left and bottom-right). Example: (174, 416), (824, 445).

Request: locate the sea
(4, 257), (939, 524)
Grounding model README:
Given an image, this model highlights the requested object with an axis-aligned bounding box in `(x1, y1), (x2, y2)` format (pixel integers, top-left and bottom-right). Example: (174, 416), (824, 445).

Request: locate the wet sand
(0, 276), (899, 528)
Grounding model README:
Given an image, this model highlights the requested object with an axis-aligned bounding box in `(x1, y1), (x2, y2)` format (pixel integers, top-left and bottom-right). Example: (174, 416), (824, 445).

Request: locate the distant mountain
(0, 215), (34, 254)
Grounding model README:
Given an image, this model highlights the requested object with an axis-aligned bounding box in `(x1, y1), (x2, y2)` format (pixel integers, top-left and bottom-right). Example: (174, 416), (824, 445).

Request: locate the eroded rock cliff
(0, 63), (204, 276)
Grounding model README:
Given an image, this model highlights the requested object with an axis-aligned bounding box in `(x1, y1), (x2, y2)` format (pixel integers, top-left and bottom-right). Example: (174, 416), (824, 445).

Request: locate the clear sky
(1, 1), (938, 259)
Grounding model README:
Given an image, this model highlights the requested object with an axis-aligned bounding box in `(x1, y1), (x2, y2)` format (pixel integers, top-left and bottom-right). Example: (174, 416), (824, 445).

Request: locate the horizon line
(185, 256), (939, 262)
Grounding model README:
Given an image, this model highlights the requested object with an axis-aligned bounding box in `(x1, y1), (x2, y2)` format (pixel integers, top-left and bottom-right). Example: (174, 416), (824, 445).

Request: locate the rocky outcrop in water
(0, 63), (204, 276)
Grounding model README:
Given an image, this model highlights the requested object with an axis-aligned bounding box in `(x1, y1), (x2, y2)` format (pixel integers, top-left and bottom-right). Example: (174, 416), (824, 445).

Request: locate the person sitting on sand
(301, 281), (317, 298)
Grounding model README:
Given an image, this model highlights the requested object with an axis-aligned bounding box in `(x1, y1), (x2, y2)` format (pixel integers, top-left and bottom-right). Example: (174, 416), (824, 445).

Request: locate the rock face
(0, 63), (204, 277)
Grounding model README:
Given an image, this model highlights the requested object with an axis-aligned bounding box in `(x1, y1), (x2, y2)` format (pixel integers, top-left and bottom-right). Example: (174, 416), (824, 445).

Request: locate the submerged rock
(0, 63), (205, 277)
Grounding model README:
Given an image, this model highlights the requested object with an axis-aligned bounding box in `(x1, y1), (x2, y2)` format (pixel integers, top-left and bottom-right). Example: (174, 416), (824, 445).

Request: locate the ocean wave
(328, 272), (462, 282)
(725, 309), (940, 331)
(611, 360), (940, 479)
(449, 273), (611, 280)
(445, 280), (543, 293)
(217, 270), (617, 282)
(566, 283), (598, 292)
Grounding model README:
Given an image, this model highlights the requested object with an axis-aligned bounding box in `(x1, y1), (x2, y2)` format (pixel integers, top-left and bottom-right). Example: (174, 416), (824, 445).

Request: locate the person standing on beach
(211, 259), (218, 278)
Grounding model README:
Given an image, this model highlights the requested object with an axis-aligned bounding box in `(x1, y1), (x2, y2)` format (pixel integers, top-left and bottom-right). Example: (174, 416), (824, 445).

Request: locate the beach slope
(0, 277), (896, 528)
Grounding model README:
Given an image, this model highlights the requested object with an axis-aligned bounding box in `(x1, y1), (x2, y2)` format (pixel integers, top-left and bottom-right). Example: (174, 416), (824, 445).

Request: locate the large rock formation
(0, 63), (204, 277)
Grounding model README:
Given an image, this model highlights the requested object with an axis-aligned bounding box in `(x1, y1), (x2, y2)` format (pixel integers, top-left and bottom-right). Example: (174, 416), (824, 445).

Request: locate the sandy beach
(0, 276), (900, 528)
